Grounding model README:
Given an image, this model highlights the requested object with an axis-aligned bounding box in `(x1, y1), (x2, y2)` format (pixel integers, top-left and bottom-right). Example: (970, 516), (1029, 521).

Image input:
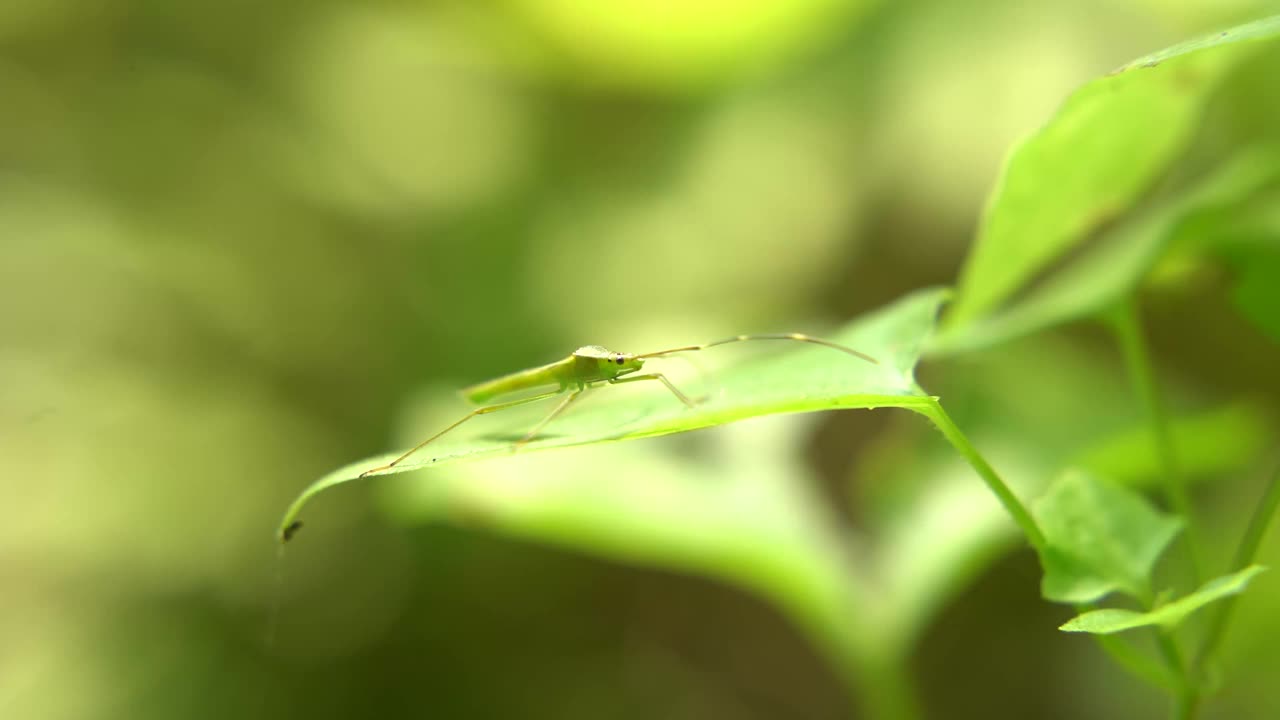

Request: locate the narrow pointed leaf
(1060, 565), (1267, 634)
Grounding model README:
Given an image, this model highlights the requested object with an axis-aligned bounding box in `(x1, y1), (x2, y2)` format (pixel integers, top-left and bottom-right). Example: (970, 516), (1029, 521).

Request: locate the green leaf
(280, 287), (948, 537)
(946, 15), (1280, 329)
(1034, 470), (1183, 604)
(933, 147), (1280, 355)
(1060, 565), (1268, 634)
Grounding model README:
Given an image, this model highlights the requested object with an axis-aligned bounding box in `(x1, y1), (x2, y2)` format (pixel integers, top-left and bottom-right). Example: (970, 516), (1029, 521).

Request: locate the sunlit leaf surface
(281, 288), (948, 536)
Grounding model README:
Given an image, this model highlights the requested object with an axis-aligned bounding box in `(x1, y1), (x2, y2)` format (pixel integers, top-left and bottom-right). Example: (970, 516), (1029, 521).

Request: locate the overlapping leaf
(1034, 471), (1183, 604)
(945, 15), (1280, 334)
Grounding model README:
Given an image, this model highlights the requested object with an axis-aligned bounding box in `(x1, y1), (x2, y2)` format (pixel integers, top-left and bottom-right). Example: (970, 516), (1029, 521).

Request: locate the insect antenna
(638, 333), (878, 365)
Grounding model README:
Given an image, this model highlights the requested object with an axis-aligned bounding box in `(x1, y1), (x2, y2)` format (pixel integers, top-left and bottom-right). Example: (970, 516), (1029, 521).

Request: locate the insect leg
(359, 388), (566, 477)
(608, 373), (698, 408)
(514, 388), (587, 449)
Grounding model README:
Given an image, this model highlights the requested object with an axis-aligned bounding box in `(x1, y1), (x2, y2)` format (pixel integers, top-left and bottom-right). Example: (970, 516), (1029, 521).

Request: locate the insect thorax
(570, 346), (642, 382)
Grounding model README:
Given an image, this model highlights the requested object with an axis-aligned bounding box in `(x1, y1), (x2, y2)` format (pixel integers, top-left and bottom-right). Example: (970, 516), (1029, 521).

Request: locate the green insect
(356, 333), (877, 480)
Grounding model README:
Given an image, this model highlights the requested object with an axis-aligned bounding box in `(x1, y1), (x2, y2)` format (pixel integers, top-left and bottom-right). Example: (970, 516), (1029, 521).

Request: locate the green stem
(915, 396), (1209, 715)
(919, 398), (1047, 551)
(1106, 299), (1204, 585)
(1157, 633), (1196, 719)
(1194, 457), (1280, 675)
(1134, 583), (1198, 719)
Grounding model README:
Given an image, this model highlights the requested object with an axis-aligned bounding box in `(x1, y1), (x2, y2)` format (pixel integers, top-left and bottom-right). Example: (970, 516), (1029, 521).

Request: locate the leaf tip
(280, 520), (303, 543)
(1238, 563), (1268, 583)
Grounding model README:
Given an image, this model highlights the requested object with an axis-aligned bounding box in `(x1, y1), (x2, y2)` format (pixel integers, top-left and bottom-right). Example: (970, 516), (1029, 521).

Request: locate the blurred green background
(3, 1), (1278, 718)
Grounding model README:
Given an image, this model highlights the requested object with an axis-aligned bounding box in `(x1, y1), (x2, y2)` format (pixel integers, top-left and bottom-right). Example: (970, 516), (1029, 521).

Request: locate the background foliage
(2, 1), (1278, 718)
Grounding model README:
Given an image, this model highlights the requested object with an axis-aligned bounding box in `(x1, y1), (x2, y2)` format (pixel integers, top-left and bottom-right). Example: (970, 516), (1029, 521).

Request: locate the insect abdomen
(461, 359), (568, 404)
